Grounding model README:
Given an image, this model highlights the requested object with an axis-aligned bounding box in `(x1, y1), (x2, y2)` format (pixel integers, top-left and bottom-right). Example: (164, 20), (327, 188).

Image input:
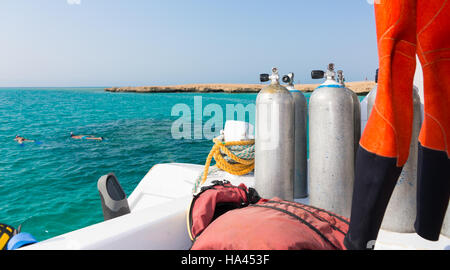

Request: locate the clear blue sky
(0, 0), (378, 87)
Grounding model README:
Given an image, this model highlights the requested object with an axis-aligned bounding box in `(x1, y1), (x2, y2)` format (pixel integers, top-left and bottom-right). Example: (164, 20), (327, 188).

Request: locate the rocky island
(105, 81), (375, 95)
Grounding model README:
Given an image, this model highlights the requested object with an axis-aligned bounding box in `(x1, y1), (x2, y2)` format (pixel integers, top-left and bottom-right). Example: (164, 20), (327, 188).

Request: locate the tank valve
(326, 63), (336, 80)
(282, 72), (295, 86)
(328, 63), (335, 72)
(311, 70), (325, 79)
(260, 67), (280, 84)
(337, 70), (345, 85)
(260, 73), (270, 82)
(312, 63), (336, 80)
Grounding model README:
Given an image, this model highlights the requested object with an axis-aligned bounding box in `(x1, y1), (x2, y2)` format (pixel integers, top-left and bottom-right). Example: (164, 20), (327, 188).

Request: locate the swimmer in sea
(14, 135), (35, 144)
(70, 132), (104, 141)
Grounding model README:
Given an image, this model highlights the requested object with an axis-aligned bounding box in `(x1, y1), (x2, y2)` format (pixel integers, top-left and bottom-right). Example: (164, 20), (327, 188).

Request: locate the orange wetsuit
(345, 0), (450, 250)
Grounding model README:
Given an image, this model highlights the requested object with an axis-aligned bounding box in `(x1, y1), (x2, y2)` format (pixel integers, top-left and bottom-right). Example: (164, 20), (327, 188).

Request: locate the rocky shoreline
(105, 81), (375, 95)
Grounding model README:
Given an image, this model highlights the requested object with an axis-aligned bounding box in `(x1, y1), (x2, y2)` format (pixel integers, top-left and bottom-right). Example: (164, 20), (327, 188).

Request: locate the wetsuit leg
(414, 0), (450, 241)
(344, 0), (418, 250)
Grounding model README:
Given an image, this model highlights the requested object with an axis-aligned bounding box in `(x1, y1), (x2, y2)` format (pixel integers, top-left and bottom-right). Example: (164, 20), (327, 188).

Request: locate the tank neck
(323, 77), (338, 85)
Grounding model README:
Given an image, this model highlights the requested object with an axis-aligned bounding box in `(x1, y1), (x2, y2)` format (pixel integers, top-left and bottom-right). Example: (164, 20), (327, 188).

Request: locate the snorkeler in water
(14, 135), (35, 144)
(70, 132), (104, 141)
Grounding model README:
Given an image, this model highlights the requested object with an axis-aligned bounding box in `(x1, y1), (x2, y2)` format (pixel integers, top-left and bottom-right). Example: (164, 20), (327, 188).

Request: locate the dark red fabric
(191, 197), (349, 250)
(189, 182), (249, 239)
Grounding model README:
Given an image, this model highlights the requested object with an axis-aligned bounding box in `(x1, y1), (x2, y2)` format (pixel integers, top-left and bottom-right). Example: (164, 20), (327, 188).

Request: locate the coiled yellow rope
(192, 137), (255, 194)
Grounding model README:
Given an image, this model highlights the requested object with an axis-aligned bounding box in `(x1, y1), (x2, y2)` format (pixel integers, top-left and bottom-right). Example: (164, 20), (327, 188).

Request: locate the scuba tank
(308, 63), (359, 218)
(282, 73), (308, 199)
(365, 69), (422, 233)
(255, 68), (295, 201)
(337, 70), (361, 159)
(366, 69), (378, 117)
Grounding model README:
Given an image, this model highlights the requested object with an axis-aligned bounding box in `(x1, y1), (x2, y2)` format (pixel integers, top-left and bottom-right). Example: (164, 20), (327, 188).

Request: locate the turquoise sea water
(0, 88), (365, 242)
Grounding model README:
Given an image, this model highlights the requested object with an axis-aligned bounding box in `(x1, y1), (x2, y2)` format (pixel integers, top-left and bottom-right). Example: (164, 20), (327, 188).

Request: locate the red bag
(187, 180), (261, 241)
(188, 183), (349, 250)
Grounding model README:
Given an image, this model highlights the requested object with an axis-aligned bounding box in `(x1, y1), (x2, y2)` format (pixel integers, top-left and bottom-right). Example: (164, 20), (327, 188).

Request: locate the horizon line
(0, 80), (375, 89)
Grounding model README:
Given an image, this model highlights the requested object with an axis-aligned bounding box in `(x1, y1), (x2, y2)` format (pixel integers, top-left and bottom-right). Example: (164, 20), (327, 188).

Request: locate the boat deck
(24, 163), (449, 250)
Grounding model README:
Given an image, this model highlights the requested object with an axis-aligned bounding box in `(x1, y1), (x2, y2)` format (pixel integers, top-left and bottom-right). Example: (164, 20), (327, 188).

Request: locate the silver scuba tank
(366, 69), (422, 233)
(308, 63), (359, 218)
(338, 70), (361, 160)
(255, 68), (295, 201)
(366, 69), (378, 118)
(282, 73), (308, 199)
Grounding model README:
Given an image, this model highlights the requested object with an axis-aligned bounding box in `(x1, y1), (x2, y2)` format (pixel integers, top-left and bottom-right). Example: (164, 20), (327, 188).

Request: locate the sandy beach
(105, 81), (376, 95)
